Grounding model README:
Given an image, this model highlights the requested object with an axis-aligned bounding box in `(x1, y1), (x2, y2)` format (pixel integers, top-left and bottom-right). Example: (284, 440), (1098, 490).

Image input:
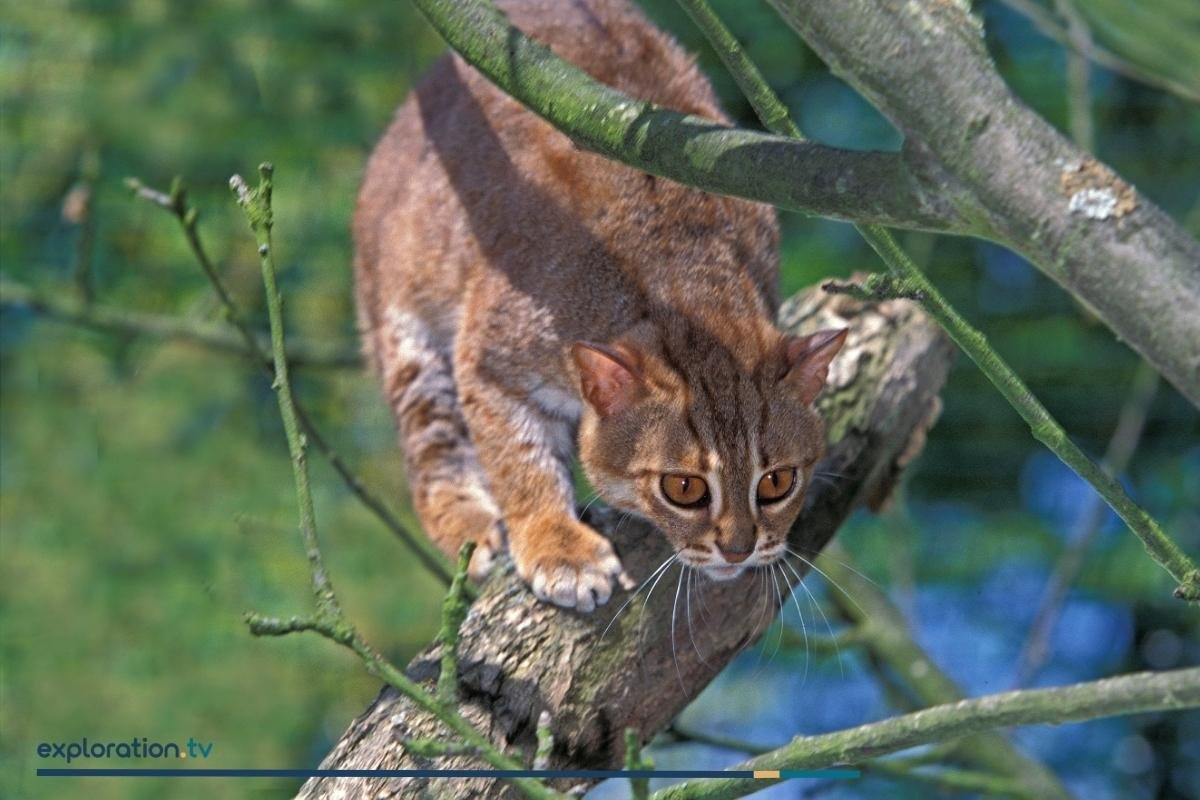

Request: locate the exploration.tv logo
(37, 737), (213, 763)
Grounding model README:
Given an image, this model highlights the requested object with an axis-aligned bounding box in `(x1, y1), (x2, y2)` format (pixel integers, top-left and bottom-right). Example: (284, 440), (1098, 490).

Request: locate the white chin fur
(703, 564), (746, 581)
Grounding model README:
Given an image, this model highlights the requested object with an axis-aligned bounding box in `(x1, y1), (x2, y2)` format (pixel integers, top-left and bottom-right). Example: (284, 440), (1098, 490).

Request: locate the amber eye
(756, 468), (796, 504)
(660, 474), (710, 508)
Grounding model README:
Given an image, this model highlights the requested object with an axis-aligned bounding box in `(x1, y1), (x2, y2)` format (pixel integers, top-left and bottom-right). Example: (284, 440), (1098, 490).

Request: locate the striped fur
(354, 0), (843, 610)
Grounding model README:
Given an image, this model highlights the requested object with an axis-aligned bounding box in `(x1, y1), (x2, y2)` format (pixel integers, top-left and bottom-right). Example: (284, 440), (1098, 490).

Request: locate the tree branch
(130, 175), (459, 588)
(299, 280), (956, 798)
(0, 275), (360, 370)
(649, 667), (1200, 799)
(1013, 361), (1160, 686)
(676, 0), (1192, 598)
(662, 721), (1036, 798)
(825, 265), (1197, 601)
(816, 542), (1069, 798)
(766, 0), (1200, 407)
(405, 0), (977, 235)
(232, 164), (563, 800)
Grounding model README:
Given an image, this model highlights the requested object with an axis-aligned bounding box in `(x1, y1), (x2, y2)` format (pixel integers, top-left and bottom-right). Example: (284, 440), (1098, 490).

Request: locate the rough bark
(297, 283), (954, 799)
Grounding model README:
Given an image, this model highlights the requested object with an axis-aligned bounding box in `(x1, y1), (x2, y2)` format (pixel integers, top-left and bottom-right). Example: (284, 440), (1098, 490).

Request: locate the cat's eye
(756, 468), (796, 504)
(660, 474), (710, 508)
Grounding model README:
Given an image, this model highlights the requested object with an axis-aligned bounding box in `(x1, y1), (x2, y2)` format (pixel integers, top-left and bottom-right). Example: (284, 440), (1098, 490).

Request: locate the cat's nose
(717, 544), (753, 564)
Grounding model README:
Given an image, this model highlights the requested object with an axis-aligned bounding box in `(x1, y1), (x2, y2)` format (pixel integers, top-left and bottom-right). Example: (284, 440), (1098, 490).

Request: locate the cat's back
(355, 0), (777, 353)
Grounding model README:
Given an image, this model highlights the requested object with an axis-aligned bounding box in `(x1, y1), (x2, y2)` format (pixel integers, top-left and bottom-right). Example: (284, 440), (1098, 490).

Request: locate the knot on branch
(822, 274), (925, 303)
(1059, 158), (1137, 220)
(1173, 570), (1200, 603)
(229, 163), (275, 232)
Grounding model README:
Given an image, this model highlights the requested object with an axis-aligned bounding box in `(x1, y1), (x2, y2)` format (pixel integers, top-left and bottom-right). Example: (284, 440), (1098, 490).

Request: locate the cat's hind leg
(377, 305), (503, 580)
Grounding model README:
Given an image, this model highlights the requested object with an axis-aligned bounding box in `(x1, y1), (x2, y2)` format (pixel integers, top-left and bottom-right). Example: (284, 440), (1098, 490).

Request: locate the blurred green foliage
(1073, 0), (1200, 98)
(1, 1), (1198, 799)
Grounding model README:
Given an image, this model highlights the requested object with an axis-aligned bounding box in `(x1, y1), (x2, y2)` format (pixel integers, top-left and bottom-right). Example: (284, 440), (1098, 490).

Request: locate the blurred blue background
(1, 1), (1197, 798)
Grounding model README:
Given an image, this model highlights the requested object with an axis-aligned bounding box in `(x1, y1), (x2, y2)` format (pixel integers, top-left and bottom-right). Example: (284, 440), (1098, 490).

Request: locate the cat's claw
(466, 519), (506, 582)
(528, 547), (632, 613)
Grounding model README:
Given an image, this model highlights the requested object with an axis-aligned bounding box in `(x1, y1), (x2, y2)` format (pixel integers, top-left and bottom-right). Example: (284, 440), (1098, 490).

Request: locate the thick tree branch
(649, 667), (1200, 799)
(767, 0), (1200, 407)
(298, 282), (955, 798)
(406, 0), (978, 235)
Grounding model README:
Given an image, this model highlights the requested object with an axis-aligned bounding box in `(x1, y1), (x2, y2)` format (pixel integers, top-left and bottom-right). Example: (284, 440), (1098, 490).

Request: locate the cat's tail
(375, 305), (505, 579)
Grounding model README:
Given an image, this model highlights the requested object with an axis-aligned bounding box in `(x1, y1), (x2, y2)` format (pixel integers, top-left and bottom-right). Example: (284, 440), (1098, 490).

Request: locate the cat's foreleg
(380, 307), (504, 580)
(457, 371), (631, 611)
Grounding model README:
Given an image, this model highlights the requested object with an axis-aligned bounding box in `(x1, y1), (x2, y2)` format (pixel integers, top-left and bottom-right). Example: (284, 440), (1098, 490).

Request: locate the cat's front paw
(512, 518), (633, 612)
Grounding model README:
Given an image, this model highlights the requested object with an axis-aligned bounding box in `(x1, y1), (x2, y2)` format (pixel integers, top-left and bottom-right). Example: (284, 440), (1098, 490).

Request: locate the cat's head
(572, 324), (847, 581)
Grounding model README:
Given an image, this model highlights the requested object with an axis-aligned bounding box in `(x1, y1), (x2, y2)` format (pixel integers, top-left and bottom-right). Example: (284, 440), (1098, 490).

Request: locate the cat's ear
(572, 341), (644, 417)
(781, 328), (848, 405)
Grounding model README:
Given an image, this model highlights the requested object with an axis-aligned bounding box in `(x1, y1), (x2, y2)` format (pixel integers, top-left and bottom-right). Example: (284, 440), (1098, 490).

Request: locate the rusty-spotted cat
(354, 0), (846, 611)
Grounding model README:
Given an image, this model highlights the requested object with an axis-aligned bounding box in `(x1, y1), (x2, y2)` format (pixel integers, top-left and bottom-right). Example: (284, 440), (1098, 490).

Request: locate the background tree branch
(814, 541), (1071, 799)
(298, 282), (956, 799)
(764, 0), (1200, 407)
(650, 666), (1200, 799)
(0, 275), (361, 370)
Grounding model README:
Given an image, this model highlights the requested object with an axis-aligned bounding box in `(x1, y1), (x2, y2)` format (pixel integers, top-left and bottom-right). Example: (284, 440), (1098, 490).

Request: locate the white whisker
(578, 491), (604, 518)
(636, 556), (678, 662)
(776, 560), (811, 685)
(671, 564), (686, 691)
(599, 553), (675, 642)
(745, 568), (773, 671)
(763, 564), (786, 669)
(685, 568), (710, 666)
(781, 553), (846, 678)
(785, 546), (866, 618)
(807, 550), (885, 591)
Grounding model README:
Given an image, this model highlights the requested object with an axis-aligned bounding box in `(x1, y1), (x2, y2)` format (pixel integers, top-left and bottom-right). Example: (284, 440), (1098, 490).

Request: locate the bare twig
(1055, 0), (1095, 153)
(625, 729), (654, 800)
(533, 711), (554, 770)
(230, 165), (340, 617)
(232, 163), (563, 800)
(997, 0), (1200, 102)
(0, 274), (360, 369)
(1013, 361), (1160, 686)
(439, 541), (477, 705)
(839, 246), (1196, 602)
(127, 175), (458, 589)
(663, 723), (1031, 797)
(649, 667), (1200, 799)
